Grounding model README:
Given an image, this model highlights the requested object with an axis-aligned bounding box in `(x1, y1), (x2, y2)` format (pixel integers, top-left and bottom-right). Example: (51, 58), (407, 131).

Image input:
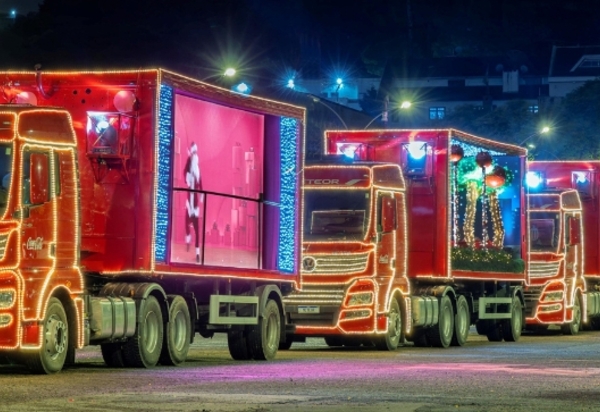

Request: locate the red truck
(283, 129), (589, 349)
(527, 161), (600, 331)
(0, 69), (304, 373)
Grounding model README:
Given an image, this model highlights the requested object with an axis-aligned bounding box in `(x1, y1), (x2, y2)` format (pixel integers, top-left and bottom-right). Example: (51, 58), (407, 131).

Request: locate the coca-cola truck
(283, 129), (586, 349)
(0, 69), (304, 373)
(527, 161), (600, 331)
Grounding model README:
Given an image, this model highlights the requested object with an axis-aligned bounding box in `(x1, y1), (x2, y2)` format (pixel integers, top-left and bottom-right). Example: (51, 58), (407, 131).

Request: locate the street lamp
(309, 94), (348, 130)
(519, 126), (550, 146)
(201, 68), (237, 83)
(363, 100), (412, 129)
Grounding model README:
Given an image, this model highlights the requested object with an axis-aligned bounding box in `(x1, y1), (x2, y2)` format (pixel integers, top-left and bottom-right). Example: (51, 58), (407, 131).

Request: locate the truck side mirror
(29, 153), (49, 205)
(569, 217), (581, 246)
(380, 197), (396, 233)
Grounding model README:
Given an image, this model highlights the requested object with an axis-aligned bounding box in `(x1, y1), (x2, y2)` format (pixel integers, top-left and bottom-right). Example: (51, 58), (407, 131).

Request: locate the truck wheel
(228, 330), (252, 360)
(411, 330), (430, 347)
(374, 297), (404, 351)
(486, 322), (503, 342)
(26, 297), (69, 374)
(561, 294), (582, 336)
(278, 339), (293, 350)
(475, 320), (490, 335)
(451, 296), (470, 346)
(246, 299), (281, 360)
(502, 296), (523, 342)
(427, 295), (454, 348)
(159, 295), (191, 366)
(101, 343), (125, 367)
(123, 295), (163, 368)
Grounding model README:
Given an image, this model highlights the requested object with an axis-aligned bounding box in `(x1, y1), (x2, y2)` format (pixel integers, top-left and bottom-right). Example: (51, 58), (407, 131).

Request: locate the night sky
(1, 0), (600, 86)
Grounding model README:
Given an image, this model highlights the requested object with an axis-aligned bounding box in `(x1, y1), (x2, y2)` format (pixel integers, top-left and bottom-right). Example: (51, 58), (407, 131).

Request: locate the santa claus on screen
(184, 142), (202, 263)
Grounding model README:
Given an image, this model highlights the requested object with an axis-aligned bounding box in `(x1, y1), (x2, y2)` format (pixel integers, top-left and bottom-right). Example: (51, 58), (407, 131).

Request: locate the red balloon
(113, 90), (137, 113)
(476, 151), (492, 169)
(450, 144), (464, 163)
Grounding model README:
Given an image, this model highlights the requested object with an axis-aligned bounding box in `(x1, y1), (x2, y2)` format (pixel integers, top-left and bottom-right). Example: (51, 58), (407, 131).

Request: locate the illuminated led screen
(170, 94), (264, 268)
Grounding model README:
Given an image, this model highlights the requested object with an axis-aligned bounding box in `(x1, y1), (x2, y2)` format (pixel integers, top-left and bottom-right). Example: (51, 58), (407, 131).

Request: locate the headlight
(542, 291), (563, 303)
(0, 290), (15, 309)
(0, 314), (12, 327)
(347, 292), (373, 307)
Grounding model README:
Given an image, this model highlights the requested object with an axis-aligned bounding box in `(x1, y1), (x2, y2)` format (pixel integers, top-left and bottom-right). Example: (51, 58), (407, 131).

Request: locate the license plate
(298, 305), (320, 314)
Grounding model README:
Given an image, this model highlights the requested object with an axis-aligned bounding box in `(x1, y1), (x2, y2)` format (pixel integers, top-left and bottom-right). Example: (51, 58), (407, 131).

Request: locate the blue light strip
(451, 138), (506, 157)
(277, 117), (298, 273)
(155, 84), (173, 262)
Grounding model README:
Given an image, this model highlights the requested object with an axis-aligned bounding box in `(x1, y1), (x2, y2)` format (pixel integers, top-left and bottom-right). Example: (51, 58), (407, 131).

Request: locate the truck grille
(528, 261), (561, 278)
(301, 252), (369, 275)
(283, 285), (345, 327)
(283, 284), (346, 306)
(523, 287), (543, 317)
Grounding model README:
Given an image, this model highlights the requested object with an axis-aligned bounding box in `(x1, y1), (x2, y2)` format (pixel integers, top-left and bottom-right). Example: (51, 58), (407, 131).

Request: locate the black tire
(278, 339), (293, 350)
(159, 295), (192, 366)
(411, 330), (430, 347)
(227, 330), (252, 360)
(561, 294), (582, 336)
(122, 295), (164, 368)
(324, 336), (344, 347)
(475, 320), (490, 336)
(427, 295), (454, 348)
(26, 297), (69, 374)
(451, 295), (470, 346)
(246, 299), (281, 360)
(101, 343), (126, 367)
(502, 296), (523, 342)
(486, 322), (503, 342)
(590, 317), (600, 331)
(374, 297), (404, 351)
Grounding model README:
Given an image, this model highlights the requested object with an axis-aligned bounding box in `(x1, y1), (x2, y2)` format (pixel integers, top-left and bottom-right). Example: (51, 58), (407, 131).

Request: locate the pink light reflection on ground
(150, 360), (600, 382)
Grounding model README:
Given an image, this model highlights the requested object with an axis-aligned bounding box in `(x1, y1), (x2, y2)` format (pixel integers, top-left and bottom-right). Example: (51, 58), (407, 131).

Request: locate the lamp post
(309, 94), (348, 130)
(364, 100), (412, 130)
(519, 126), (550, 146)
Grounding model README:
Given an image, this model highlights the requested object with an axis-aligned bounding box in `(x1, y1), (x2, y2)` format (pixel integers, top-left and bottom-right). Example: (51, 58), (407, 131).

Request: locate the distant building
(379, 53), (548, 127)
(548, 45), (600, 102)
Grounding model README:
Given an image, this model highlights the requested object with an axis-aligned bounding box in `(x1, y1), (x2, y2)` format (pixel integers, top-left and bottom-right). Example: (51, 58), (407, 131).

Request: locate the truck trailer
(284, 129), (587, 349)
(0, 69), (304, 373)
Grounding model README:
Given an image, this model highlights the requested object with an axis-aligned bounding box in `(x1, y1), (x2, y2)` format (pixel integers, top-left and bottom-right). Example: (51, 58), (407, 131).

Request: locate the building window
(579, 59), (600, 68)
(429, 107), (445, 120)
(528, 105), (539, 114)
(571, 55), (600, 71)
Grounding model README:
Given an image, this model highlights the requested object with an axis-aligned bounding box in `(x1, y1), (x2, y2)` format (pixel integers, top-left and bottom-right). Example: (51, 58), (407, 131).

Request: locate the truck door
(19, 149), (55, 272)
(377, 192), (397, 278)
(564, 214), (583, 282)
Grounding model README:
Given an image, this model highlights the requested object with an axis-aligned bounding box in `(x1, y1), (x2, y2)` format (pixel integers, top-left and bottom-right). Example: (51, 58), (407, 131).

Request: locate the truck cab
(0, 107), (82, 364)
(527, 162), (600, 333)
(284, 160), (407, 349)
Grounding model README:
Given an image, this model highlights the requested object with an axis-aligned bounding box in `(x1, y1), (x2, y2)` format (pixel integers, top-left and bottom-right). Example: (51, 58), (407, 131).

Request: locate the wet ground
(1, 328), (600, 412)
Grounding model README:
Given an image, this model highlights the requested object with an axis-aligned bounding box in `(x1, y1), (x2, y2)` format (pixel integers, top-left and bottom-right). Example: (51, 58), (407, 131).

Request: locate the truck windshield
(529, 211), (560, 253)
(0, 143), (12, 214)
(303, 190), (369, 241)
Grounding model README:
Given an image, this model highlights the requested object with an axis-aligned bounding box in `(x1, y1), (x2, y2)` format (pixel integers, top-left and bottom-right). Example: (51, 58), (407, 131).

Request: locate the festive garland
(451, 247), (524, 273)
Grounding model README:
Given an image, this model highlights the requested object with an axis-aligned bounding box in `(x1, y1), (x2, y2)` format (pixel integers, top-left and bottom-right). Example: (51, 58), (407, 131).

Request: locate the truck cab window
(0, 143), (13, 213)
(22, 151), (52, 206)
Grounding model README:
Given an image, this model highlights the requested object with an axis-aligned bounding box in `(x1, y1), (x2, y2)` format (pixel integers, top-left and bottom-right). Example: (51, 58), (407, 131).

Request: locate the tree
(553, 79), (600, 159)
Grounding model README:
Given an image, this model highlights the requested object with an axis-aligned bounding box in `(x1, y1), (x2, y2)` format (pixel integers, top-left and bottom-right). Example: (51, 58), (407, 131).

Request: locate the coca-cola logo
(26, 237), (43, 251)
